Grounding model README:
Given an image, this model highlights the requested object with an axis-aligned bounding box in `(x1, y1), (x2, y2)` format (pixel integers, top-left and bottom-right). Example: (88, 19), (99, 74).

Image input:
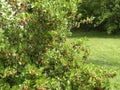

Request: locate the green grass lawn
(69, 30), (120, 70)
(68, 30), (120, 89)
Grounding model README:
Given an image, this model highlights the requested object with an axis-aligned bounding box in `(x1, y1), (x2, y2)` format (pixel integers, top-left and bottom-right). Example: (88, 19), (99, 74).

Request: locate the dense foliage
(77, 0), (120, 34)
(0, 0), (118, 90)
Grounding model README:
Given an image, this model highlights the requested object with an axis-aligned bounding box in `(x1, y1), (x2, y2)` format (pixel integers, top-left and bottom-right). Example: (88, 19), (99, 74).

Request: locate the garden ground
(69, 30), (120, 70)
(68, 30), (120, 89)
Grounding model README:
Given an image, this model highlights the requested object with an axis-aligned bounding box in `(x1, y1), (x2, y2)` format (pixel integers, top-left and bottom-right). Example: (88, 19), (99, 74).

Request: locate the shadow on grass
(70, 30), (120, 39)
(87, 59), (120, 69)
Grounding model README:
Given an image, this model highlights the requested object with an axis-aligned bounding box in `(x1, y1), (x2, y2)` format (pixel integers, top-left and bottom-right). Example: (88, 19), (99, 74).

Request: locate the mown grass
(69, 30), (120, 70)
(68, 30), (120, 89)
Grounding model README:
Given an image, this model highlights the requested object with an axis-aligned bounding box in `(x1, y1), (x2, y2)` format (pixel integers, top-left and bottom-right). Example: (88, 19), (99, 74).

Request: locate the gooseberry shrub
(0, 0), (118, 90)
